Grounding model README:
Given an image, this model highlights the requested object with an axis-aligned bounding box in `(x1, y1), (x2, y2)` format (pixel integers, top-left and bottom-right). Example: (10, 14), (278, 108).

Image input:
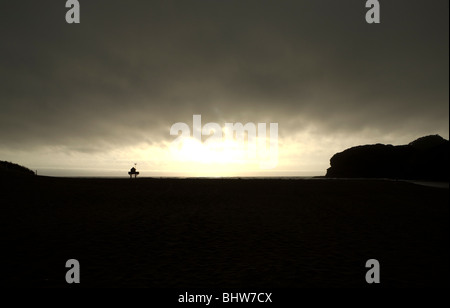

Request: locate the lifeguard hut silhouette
(128, 163), (139, 179)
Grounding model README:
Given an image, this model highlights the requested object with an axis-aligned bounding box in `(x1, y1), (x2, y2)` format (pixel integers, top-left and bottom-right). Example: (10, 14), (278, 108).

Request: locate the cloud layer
(0, 1), (448, 174)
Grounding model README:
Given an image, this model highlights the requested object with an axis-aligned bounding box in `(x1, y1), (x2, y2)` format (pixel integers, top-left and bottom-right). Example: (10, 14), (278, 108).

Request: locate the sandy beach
(1, 176), (448, 287)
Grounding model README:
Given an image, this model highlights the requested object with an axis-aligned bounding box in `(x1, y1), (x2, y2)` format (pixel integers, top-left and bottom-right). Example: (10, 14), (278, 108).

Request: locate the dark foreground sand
(0, 176), (448, 287)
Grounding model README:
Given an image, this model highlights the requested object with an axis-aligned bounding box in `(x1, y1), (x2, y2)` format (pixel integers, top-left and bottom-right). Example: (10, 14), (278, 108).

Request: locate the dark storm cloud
(1, 0), (448, 152)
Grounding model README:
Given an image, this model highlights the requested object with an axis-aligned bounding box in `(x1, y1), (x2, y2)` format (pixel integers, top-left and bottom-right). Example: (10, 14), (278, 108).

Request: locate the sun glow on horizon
(167, 137), (262, 177)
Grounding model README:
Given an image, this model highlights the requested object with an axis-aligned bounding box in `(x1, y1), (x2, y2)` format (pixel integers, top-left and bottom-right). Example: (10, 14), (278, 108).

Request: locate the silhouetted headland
(0, 160), (36, 178)
(326, 135), (449, 181)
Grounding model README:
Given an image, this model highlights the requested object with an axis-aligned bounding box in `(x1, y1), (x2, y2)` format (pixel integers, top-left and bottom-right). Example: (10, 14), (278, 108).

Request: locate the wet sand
(1, 177), (448, 287)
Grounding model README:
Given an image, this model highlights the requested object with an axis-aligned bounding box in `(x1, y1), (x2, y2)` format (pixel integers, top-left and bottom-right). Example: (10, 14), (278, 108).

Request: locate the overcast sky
(0, 1), (448, 176)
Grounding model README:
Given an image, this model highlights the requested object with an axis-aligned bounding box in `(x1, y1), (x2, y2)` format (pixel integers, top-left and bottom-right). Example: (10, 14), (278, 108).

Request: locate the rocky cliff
(326, 135), (449, 181)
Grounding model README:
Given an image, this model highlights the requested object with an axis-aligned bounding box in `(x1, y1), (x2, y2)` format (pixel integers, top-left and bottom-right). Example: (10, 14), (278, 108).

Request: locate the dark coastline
(1, 177), (449, 287)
